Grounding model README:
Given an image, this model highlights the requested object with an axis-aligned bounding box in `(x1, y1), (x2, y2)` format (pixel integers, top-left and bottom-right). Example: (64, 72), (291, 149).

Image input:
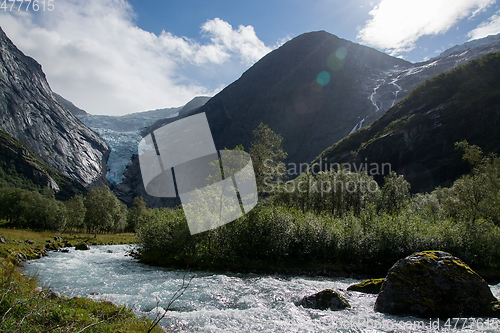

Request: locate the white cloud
(357, 0), (496, 55)
(200, 18), (272, 65)
(0, 0), (273, 115)
(468, 10), (500, 39)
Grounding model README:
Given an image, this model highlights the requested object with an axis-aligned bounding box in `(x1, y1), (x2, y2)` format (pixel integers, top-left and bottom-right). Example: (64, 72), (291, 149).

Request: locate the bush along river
(22, 245), (500, 332)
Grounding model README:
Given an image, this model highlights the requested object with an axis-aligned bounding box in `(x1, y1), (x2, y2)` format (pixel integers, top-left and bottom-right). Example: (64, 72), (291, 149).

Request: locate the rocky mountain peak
(154, 30), (412, 165)
(0, 27), (109, 186)
(117, 30), (500, 207)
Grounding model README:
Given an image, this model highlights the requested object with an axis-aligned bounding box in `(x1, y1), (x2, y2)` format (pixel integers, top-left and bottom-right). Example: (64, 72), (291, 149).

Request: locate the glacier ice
(77, 108), (179, 185)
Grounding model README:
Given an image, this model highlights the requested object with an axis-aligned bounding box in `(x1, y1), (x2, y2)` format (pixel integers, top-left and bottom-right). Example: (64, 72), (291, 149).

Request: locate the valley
(1, 20), (500, 333)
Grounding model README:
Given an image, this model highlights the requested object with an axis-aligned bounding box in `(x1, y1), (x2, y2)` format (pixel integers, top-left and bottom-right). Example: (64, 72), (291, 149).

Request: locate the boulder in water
(347, 278), (384, 294)
(75, 243), (90, 251)
(374, 251), (498, 318)
(297, 289), (350, 311)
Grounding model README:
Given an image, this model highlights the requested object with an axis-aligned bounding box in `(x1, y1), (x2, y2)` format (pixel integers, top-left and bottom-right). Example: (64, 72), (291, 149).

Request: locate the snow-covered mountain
(77, 98), (210, 185)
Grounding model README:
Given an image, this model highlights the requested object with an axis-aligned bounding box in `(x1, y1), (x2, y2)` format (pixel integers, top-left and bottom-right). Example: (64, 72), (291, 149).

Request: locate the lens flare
(316, 71), (331, 86)
(336, 47), (348, 59)
(310, 79), (323, 92)
(327, 46), (348, 71)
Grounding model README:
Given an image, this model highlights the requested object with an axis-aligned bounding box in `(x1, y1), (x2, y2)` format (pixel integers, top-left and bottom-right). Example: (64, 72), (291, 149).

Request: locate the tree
(0, 188), (28, 225)
(84, 187), (127, 234)
(378, 171), (411, 213)
(249, 123), (287, 194)
(111, 200), (128, 233)
(444, 141), (500, 225)
(65, 194), (86, 234)
(0, 188), (66, 231)
(127, 196), (147, 232)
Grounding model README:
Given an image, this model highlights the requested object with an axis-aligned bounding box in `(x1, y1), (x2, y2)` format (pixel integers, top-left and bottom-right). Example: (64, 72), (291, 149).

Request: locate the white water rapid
(22, 245), (500, 332)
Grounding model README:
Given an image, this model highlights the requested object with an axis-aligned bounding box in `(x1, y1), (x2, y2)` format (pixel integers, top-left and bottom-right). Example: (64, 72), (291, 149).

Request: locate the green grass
(0, 227), (164, 333)
(0, 226), (136, 264)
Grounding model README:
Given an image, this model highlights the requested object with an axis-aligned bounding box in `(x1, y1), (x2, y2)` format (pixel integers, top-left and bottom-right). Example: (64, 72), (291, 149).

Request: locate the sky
(1, 0), (499, 116)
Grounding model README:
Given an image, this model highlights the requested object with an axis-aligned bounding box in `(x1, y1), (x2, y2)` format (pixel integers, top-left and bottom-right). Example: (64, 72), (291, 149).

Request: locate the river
(22, 245), (500, 332)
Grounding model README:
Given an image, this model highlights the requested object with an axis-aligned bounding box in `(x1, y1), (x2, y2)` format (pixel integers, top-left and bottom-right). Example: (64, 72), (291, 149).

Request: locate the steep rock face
(0, 27), (109, 186)
(0, 129), (84, 198)
(0, 130), (59, 191)
(54, 93), (88, 116)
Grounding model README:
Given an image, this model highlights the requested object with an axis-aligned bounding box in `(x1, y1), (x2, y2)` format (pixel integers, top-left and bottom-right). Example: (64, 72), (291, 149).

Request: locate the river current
(22, 245), (500, 332)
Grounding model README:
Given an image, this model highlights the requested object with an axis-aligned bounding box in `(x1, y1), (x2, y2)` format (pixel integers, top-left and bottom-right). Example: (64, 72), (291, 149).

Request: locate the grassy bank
(0, 227), (136, 263)
(0, 227), (164, 333)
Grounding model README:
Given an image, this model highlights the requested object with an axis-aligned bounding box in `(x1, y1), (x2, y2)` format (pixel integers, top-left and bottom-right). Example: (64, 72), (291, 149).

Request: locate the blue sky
(1, 0), (500, 115)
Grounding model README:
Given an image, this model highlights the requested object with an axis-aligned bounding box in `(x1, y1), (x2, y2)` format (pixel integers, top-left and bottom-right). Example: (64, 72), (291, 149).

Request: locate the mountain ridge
(148, 31), (411, 164)
(0, 26), (109, 187)
(54, 93), (88, 116)
(311, 50), (500, 192)
(117, 30), (500, 206)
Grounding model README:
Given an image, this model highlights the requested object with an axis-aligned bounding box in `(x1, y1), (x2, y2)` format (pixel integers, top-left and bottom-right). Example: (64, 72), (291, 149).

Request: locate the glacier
(78, 108), (180, 185)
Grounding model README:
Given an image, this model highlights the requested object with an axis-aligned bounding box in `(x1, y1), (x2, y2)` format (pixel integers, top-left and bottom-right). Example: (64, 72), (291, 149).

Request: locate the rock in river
(374, 250), (498, 318)
(297, 289), (350, 311)
(75, 243), (90, 251)
(347, 278), (384, 294)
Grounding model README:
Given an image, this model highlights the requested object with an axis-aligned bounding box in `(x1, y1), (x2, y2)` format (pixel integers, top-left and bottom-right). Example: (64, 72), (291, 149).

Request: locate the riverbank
(0, 227), (164, 333)
(23, 245), (500, 333)
(139, 250), (500, 285)
(0, 227), (136, 263)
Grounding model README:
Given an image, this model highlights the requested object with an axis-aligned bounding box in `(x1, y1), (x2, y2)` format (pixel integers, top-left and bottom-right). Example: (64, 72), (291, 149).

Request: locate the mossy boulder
(75, 243), (90, 251)
(374, 251), (498, 318)
(45, 242), (59, 251)
(347, 278), (384, 294)
(297, 289), (350, 311)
